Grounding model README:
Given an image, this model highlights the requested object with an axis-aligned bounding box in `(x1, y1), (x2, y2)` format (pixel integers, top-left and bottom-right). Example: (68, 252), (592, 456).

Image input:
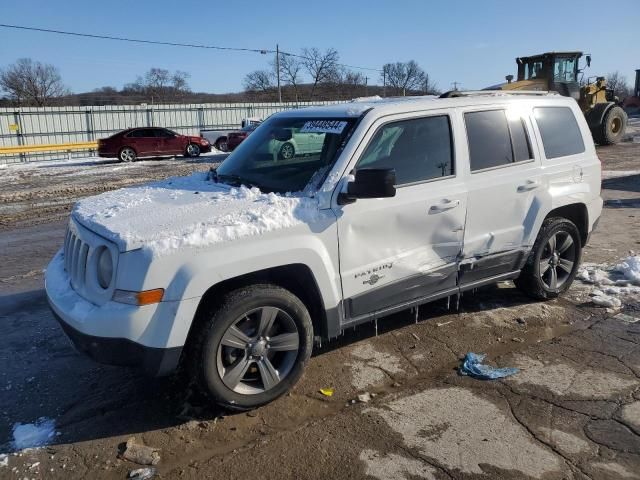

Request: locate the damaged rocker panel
(331, 248), (530, 337)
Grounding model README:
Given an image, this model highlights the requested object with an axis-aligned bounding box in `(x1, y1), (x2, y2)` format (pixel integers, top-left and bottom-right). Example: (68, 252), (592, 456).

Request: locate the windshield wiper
(216, 173), (266, 190)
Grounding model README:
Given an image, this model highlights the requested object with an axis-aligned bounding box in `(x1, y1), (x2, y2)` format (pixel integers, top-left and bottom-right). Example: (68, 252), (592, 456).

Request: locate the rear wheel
(118, 147), (136, 163)
(185, 143), (201, 157)
(189, 284), (313, 410)
(214, 137), (228, 152)
(278, 142), (295, 160)
(593, 105), (627, 145)
(515, 218), (582, 299)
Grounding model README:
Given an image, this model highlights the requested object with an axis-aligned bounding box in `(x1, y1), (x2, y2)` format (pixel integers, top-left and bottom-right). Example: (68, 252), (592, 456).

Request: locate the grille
(63, 227), (90, 291)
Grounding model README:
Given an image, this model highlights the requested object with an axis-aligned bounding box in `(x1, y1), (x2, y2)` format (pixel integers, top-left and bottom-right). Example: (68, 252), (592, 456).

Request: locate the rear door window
(465, 109), (532, 171)
(534, 107), (585, 159)
(127, 129), (154, 138)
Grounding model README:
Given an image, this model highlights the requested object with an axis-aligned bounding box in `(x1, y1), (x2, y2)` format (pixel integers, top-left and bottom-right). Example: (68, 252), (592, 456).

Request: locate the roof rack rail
(439, 90), (559, 98)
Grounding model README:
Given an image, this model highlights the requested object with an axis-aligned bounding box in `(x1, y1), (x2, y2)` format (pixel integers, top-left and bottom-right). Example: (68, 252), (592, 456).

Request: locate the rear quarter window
(534, 107), (585, 159)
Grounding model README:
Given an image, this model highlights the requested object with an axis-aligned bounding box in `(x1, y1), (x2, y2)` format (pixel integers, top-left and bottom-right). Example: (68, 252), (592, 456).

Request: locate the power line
(0, 23), (382, 72)
(0, 23), (271, 54)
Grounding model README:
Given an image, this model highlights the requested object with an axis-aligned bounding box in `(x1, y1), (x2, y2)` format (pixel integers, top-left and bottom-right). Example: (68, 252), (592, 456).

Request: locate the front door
(155, 128), (184, 155)
(460, 106), (546, 284)
(335, 112), (467, 322)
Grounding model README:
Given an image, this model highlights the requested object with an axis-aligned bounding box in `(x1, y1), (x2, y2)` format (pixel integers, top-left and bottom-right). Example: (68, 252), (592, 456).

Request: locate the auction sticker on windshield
(300, 120), (348, 134)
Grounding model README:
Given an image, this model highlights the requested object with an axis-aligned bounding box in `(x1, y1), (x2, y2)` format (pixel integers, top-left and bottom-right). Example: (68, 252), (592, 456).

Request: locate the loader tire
(593, 105), (627, 145)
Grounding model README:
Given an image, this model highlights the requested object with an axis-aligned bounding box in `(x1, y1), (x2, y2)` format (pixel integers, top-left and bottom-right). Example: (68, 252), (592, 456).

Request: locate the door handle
(517, 180), (541, 192)
(429, 199), (460, 213)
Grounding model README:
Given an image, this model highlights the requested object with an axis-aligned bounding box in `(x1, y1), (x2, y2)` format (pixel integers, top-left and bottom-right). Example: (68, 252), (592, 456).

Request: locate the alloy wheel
(187, 144), (200, 156)
(120, 148), (135, 162)
(280, 143), (294, 160)
(539, 230), (576, 290)
(216, 306), (300, 395)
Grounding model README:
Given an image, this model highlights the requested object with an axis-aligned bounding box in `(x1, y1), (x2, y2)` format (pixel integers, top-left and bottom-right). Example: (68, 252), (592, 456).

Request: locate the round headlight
(97, 247), (113, 289)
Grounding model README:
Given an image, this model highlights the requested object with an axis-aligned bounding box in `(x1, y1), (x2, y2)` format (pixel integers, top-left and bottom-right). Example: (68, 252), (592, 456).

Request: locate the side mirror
(586, 55), (591, 68)
(272, 127), (292, 142)
(339, 168), (396, 204)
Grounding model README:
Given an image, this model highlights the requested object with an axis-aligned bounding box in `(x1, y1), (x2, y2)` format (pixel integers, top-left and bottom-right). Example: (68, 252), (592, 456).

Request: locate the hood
(72, 172), (321, 256)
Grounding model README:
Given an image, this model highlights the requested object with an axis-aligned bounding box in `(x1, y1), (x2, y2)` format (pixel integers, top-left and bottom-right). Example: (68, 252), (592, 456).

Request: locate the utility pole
(382, 68), (386, 97)
(365, 76), (368, 96)
(452, 81), (460, 91)
(276, 44), (282, 103)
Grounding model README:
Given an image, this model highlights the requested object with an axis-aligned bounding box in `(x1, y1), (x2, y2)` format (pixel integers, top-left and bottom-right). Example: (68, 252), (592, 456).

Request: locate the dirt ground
(1, 130), (640, 479)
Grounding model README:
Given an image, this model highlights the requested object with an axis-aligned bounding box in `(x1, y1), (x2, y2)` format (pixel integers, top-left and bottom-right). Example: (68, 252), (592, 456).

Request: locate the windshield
(215, 117), (356, 193)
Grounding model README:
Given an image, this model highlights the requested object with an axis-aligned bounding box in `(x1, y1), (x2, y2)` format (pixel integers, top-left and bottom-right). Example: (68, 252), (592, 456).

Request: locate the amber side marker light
(113, 288), (164, 306)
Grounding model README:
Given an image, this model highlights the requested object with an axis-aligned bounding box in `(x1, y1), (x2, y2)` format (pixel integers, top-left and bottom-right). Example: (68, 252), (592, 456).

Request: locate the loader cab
(517, 52), (582, 100)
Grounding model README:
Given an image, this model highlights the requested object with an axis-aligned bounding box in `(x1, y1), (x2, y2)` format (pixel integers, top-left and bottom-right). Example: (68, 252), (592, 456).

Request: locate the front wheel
(189, 284), (313, 410)
(515, 218), (582, 299)
(185, 143), (201, 157)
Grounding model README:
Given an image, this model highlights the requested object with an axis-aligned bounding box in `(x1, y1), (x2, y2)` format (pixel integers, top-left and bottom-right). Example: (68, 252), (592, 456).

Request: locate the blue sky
(1, 0), (638, 94)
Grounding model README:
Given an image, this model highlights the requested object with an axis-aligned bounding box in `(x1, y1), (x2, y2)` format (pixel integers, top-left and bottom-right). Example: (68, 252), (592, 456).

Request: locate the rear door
(335, 111), (467, 322)
(126, 128), (157, 156)
(459, 104), (547, 285)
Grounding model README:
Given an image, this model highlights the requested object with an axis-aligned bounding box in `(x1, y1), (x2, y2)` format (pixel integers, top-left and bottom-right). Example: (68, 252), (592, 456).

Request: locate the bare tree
(422, 73), (440, 95)
(127, 68), (191, 103)
(381, 60), (429, 96)
(606, 71), (632, 100)
(243, 69), (274, 92)
(0, 58), (69, 106)
(171, 70), (191, 98)
(342, 70), (367, 86)
(273, 54), (304, 101)
(301, 47), (339, 99)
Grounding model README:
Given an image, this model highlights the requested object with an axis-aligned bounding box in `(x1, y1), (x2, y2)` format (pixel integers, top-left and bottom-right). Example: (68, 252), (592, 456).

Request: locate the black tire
(593, 105), (627, 145)
(185, 143), (201, 157)
(214, 137), (228, 152)
(278, 142), (295, 160)
(515, 217), (582, 300)
(118, 147), (136, 163)
(189, 284), (313, 410)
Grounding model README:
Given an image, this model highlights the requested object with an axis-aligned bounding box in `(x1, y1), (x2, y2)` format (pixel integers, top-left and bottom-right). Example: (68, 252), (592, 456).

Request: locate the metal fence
(0, 100), (342, 164)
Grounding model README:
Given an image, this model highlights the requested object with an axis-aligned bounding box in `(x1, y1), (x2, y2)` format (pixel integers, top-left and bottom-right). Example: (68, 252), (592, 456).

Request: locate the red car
(98, 127), (212, 162)
(226, 123), (259, 151)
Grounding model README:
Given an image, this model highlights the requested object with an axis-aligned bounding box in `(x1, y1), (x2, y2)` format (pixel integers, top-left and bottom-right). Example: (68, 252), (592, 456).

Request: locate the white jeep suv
(46, 93), (602, 409)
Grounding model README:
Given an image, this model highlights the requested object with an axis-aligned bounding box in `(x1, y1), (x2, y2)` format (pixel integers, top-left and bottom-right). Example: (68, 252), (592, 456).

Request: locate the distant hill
(0, 83), (435, 107)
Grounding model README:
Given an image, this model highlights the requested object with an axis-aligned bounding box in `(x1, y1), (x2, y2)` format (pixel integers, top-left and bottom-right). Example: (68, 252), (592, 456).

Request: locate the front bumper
(45, 250), (195, 376)
(51, 308), (182, 376)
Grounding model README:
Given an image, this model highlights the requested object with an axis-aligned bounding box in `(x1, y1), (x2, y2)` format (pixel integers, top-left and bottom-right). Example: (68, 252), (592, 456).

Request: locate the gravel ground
(0, 135), (639, 479)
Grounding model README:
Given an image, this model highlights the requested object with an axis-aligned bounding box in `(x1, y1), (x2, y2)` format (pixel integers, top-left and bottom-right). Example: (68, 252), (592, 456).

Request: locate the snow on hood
(72, 172), (324, 255)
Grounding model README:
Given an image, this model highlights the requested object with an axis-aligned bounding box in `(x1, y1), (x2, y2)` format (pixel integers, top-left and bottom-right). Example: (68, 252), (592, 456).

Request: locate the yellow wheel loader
(447, 52), (628, 145)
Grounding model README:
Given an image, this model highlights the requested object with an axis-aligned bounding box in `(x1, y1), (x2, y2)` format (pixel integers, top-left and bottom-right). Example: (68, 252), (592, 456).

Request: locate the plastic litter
(459, 352), (519, 380)
(319, 388), (334, 397)
(129, 467), (156, 479)
(357, 392), (372, 403)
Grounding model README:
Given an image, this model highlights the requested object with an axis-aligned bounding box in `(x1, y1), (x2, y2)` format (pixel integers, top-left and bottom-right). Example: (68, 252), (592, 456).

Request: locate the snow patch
(0, 454), (8, 467)
(73, 172), (328, 255)
(576, 256), (640, 309)
(11, 418), (57, 450)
